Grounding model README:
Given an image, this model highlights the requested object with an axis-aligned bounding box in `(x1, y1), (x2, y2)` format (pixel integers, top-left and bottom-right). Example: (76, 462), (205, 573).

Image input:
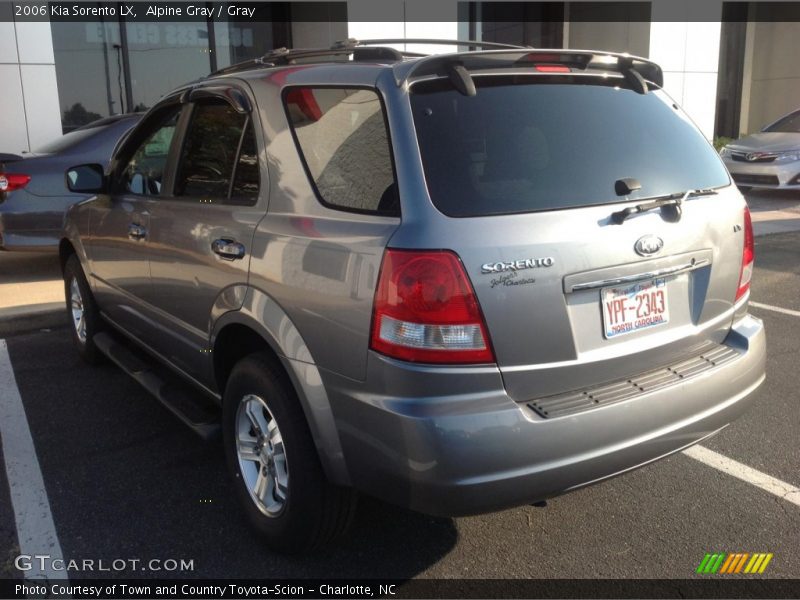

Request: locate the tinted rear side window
(175, 100), (246, 200)
(284, 87), (399, 216)
(410, 77), (730, 217)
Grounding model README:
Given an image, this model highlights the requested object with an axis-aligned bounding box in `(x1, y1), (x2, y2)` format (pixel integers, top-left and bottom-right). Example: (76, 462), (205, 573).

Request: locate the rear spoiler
(393, 49), (663, 93)
(0, 153), (24, 164)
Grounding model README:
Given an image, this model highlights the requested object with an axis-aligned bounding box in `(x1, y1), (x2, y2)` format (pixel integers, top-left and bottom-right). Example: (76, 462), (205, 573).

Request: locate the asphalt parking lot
(0, 192), (798, 588)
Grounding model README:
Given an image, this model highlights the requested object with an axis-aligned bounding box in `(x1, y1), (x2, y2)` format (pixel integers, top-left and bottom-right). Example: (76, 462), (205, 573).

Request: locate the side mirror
(65, 164), (106, 194)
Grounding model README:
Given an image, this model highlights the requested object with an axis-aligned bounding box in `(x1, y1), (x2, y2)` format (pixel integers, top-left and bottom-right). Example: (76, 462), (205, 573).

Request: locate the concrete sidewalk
(0, 281), (63, 311)
(0, 253), (63, 323)
(747, 190), (800, 236)
(750, 207), (800, 236)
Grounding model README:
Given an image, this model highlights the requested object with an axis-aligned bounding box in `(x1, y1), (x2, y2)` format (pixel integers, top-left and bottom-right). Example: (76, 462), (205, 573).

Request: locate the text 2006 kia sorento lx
(61, 41), (766, 552)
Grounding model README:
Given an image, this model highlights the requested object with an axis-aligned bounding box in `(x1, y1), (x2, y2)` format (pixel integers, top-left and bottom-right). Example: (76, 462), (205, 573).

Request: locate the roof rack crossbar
(209, 39), (533, 78)
(333, 38), (531, 50)
(210, 43), (431, 77)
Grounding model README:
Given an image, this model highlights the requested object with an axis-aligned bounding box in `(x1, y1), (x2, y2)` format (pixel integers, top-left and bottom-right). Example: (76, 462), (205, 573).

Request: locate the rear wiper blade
(610, 188), (718, 225)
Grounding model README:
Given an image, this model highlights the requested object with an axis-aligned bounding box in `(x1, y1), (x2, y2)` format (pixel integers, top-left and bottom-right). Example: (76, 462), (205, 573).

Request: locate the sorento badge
(481, 257), (555, 274)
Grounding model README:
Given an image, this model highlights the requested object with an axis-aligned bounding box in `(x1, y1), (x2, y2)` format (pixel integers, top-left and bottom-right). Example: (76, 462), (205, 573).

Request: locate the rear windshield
(35, 123), (110, 154)
(410, 76), (730, 217)
(764, 110), (800, 133)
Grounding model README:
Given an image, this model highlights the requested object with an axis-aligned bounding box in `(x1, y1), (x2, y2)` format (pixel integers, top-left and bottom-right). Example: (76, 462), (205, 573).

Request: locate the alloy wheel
(69, 277), (87, 343)
(235, 394), (289, 517)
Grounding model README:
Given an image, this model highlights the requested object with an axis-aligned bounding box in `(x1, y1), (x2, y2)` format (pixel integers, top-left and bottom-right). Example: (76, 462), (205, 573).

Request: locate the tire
(63, 254), (104, 364)
(222, 353), (357, 553)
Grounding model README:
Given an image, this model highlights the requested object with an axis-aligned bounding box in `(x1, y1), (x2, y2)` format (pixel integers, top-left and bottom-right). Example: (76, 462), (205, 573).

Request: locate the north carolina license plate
(602, 277), (670, 339)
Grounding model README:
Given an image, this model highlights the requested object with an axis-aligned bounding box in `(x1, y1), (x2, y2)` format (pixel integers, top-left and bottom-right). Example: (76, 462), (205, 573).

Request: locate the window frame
(111, 84), (262, 206)
(281, 85), (401, 217)
(226, 115), (261, 206)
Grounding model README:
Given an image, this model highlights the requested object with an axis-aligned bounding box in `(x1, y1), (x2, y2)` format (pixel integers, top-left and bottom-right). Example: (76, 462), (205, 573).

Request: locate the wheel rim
(235, 394), (289, 517)
(69, 277), (87, 343)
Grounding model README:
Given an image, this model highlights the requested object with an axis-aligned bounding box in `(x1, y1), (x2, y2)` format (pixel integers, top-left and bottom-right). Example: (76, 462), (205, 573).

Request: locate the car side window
(284, 87), (399, 216)
(119, 107), (180, 196)
(174, 99), (257, 204)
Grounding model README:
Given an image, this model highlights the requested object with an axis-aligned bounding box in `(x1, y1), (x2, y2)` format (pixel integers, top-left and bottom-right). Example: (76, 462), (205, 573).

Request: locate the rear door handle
(128, 223), (147, 240)
(212, 238), (245, 260)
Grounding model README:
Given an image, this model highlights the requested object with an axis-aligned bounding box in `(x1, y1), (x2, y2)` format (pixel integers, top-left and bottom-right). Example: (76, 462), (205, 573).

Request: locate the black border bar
(6, 1), (800, 23)
(3, 578), (800, 599)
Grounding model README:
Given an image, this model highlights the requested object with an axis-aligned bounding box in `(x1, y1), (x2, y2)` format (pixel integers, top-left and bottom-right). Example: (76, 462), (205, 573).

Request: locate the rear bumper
(0, 191), (66, 251)
(0, 229), (59, 251)
(326, 314), (766, 516)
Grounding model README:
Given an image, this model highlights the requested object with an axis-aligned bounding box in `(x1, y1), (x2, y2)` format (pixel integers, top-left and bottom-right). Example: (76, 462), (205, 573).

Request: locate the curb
(0, 302), (64, 323)
(753, 220), (800, 237)
(0, 303), (67, 337)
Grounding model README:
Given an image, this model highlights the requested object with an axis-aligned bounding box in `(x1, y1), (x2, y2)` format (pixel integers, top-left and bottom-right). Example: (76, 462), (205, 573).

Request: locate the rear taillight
(370, 249), (495, 364)
(0, 173), (31, 193)
(735, 206), (755, 301)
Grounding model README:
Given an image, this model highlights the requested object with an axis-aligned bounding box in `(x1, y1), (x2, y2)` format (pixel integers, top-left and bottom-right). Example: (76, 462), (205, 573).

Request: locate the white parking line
(684, 445), (800, 508)
(750, 301), (800, 318)
(0, 339), (66, 582)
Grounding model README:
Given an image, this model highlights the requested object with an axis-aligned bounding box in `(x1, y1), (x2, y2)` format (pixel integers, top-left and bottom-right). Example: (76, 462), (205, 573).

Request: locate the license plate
(601, 277), (670, 339)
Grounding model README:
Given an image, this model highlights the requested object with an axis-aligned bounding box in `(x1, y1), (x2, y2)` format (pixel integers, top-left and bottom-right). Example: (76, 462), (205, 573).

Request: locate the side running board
(93, 332), (221, 440)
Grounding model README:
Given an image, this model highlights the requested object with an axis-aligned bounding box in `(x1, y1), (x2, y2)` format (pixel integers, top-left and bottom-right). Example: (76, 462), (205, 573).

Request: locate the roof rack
(332, 38), (530, 51)
(209, 38), (530, 77)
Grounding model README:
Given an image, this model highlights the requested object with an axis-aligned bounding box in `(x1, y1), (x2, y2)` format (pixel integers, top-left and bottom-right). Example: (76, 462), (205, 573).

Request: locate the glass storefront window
(213, 21), (263, 69)
(51, 4), (293, 131)
(52, 21), (125, 131)
(212, 3), (291, 69)
(125, 22), (212, 112)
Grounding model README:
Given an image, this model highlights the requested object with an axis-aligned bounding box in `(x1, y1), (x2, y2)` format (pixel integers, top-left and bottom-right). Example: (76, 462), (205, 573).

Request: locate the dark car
(0, 114), (141, 252)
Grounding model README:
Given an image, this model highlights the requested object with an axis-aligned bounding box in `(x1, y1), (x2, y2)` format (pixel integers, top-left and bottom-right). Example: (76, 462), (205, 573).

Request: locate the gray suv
(61, 40), (766, 553)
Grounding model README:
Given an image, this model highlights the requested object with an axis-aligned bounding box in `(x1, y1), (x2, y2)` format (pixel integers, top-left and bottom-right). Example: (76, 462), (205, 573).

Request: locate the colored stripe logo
(696, 553), (773, 574)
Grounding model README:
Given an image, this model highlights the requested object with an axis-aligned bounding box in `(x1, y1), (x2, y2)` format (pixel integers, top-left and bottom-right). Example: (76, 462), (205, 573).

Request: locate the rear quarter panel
(243, 73), (400, 382)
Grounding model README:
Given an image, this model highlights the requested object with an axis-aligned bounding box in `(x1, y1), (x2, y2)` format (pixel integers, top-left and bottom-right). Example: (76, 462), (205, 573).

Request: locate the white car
(720, 108), (800, 191)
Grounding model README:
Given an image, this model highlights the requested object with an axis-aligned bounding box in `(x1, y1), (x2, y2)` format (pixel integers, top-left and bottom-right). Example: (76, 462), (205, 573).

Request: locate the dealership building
(1, 1), (799, 154)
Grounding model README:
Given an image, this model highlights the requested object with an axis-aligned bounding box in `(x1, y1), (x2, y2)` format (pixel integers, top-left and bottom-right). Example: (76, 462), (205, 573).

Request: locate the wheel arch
(59, 226), (92, 287)
(58, 238), (76, 272)
(211, 290), (351, 486)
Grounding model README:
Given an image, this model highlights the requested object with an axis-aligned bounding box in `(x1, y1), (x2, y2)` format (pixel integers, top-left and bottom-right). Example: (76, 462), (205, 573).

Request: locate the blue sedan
(0, 114), (141, 252)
